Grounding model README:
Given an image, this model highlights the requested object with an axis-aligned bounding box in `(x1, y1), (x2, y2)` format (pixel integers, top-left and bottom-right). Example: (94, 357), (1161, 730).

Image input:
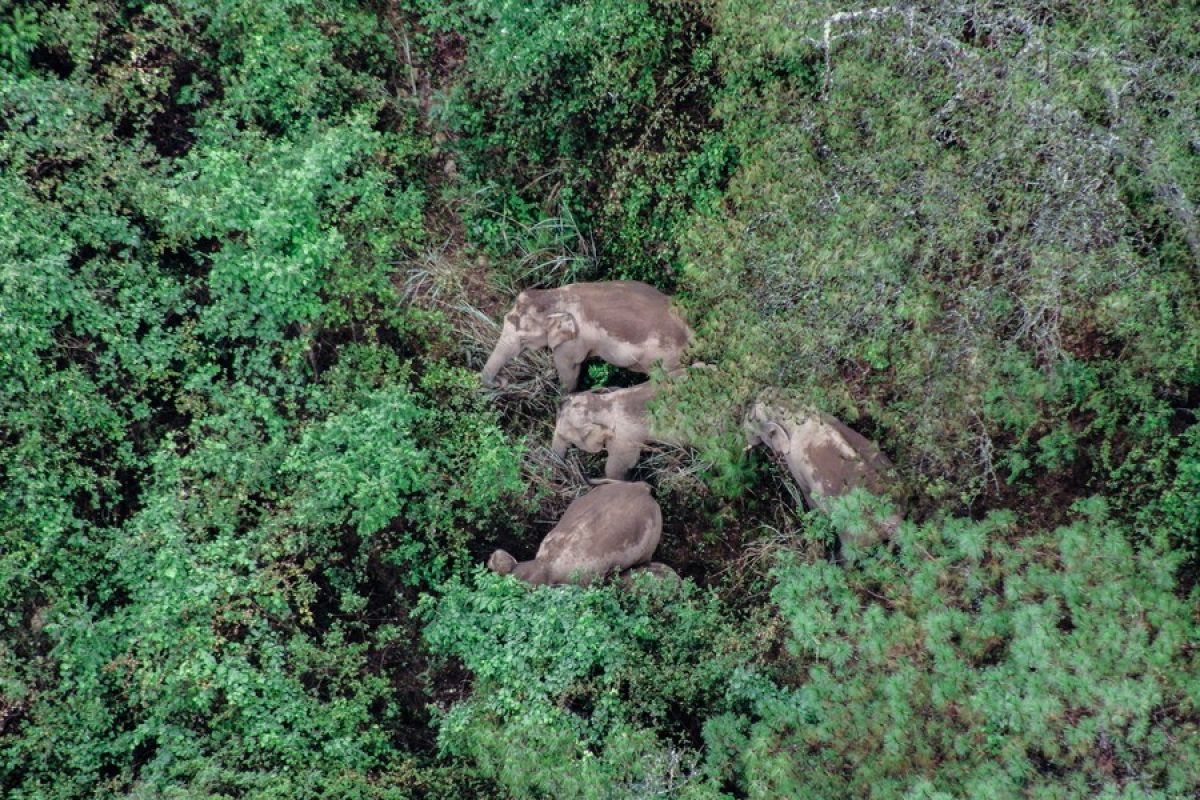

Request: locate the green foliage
(2, 361), (521, 797)
(421, 571), (754, 798)
(416, 0), (731, 283)
(586, 360), (613, 388)
(742, 502), (1200, 798)
(0, 2), (522, 797)
(676, 0), (1200, 504)
(0, 4), (38, 74)
(4, 1), (1200, 798)
(677, 502), (1199, 798)
(1122, 421), (1200, 557)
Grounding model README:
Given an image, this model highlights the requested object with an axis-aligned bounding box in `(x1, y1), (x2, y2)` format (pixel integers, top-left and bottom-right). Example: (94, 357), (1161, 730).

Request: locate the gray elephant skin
(488, 481), (662, 585)
(552, 381), (690, 479)
(745, 402), (902, 547)
(480, 281), (692, 392)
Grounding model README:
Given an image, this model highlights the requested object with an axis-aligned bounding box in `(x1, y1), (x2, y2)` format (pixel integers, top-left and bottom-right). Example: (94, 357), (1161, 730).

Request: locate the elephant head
(487, 548), (549, 584)
(480, 290), (579, 388)
(487, 549), (517, 574)
(743, 401), (791, 453)
(550, 384), (663, 479)
(551, 392), (611, 458)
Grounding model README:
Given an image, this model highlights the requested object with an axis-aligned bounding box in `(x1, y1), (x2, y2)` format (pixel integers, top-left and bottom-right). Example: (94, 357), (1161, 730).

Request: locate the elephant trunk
(512, 559), (551, 585)
(551, 426), (570, 459)
(481, 326), (521, 387)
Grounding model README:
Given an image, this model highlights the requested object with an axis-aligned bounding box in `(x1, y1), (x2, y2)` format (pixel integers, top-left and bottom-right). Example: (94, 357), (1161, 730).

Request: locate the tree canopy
(2, 1), (1197, 797)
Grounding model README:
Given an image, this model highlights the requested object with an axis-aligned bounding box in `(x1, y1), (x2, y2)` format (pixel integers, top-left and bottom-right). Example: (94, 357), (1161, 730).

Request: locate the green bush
(421, 501), (1200, 798)
(1, 2), (523, 796)
(675, 0), (1200, 505)
(416, 0), (731, 283)
(718, 501), (1200, 797)
(2, 360), (521, 797)
(421, 571), (758, 798)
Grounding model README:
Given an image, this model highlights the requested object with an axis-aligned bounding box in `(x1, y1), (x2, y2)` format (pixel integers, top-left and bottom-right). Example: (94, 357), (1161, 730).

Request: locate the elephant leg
(551, 430), (570, 459)
(604, 439), (643, 480)
(553, 347), (583, 392)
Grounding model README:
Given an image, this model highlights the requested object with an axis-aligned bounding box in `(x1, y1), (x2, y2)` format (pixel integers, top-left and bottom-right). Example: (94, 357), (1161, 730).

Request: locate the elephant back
(614, 381), (656, 420)
(789, 411), (895, 502)
(819, 413), (895, 492)
(535, 482), (661, 584)
(568, 281), (691, 350)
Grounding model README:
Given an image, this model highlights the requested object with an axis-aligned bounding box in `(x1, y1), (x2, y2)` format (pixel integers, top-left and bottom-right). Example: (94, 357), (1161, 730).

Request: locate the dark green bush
(421, 571), (758, 798)
(3, 1), (1199, 797)
(737, 499), (1200, 798)
(415, 0), (732, 284)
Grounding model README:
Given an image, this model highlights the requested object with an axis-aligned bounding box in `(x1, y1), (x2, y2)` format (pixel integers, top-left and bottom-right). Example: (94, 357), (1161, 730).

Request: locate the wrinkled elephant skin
(487, 482), (663, 585)
(745, 401), (902, 547)
(481, 281), (692, 392)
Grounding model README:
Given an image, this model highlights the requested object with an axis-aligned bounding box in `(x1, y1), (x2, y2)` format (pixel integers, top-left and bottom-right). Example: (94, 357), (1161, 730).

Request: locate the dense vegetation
(2, 1), (1197, 797)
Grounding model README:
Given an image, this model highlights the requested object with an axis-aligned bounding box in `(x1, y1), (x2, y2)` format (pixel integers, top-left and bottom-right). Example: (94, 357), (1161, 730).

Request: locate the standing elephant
(487, 481), (662, 585)
(480, 281), (692, 392)
(744, 401), (902, 548)
(551, 381), (688, 479)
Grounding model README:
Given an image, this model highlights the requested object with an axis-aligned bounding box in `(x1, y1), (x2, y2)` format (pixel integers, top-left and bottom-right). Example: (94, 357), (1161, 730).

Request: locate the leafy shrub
(421, 572), (758, 798)
(416, 0), (732, 283)
(0, 2), (523, 796)
(675, 0), (1200, 505)
(1, 354), (521, 796)
(728, 500), (1200, 798)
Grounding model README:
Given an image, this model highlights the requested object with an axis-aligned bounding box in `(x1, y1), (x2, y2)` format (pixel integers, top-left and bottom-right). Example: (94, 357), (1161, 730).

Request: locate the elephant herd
(481, 281), (902, 587)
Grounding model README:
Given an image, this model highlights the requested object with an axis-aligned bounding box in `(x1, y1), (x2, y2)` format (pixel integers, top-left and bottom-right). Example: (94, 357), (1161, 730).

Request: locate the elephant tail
(587, 479), (653, 494)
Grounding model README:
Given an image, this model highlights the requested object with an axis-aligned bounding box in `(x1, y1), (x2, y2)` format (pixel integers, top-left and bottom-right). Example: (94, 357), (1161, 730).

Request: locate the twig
(821, 6), (900, 94)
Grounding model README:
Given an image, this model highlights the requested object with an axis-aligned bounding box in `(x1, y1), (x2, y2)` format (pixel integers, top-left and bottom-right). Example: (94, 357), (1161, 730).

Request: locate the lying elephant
(480, 281), (692, 392)
(744, 401), (902, 548)
(552, 381), (689, 479)
(487, 481), (662, 585)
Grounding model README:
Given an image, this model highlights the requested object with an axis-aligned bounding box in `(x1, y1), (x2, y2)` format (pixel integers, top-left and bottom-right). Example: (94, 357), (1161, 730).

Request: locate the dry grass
(638, 443), (712, 493)
(710, 465), (824, 598)
(521, 442), (593, 500)
(401, 236), (467, 307)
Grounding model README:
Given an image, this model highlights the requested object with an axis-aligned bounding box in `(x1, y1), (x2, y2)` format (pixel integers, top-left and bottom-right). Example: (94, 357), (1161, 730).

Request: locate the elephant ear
(763, 420), (791, 454)
(547, 312), (579, 349)
(743, 402), (772, 448)
(582, 423), (610, 451)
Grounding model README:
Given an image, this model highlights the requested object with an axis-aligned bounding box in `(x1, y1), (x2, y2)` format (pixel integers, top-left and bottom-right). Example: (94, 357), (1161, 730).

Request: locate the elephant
(480, 281), (692, 392)
(744, 401), (902, 548)
(551, 381), (688, 479)
(487, 481), (663, 586)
